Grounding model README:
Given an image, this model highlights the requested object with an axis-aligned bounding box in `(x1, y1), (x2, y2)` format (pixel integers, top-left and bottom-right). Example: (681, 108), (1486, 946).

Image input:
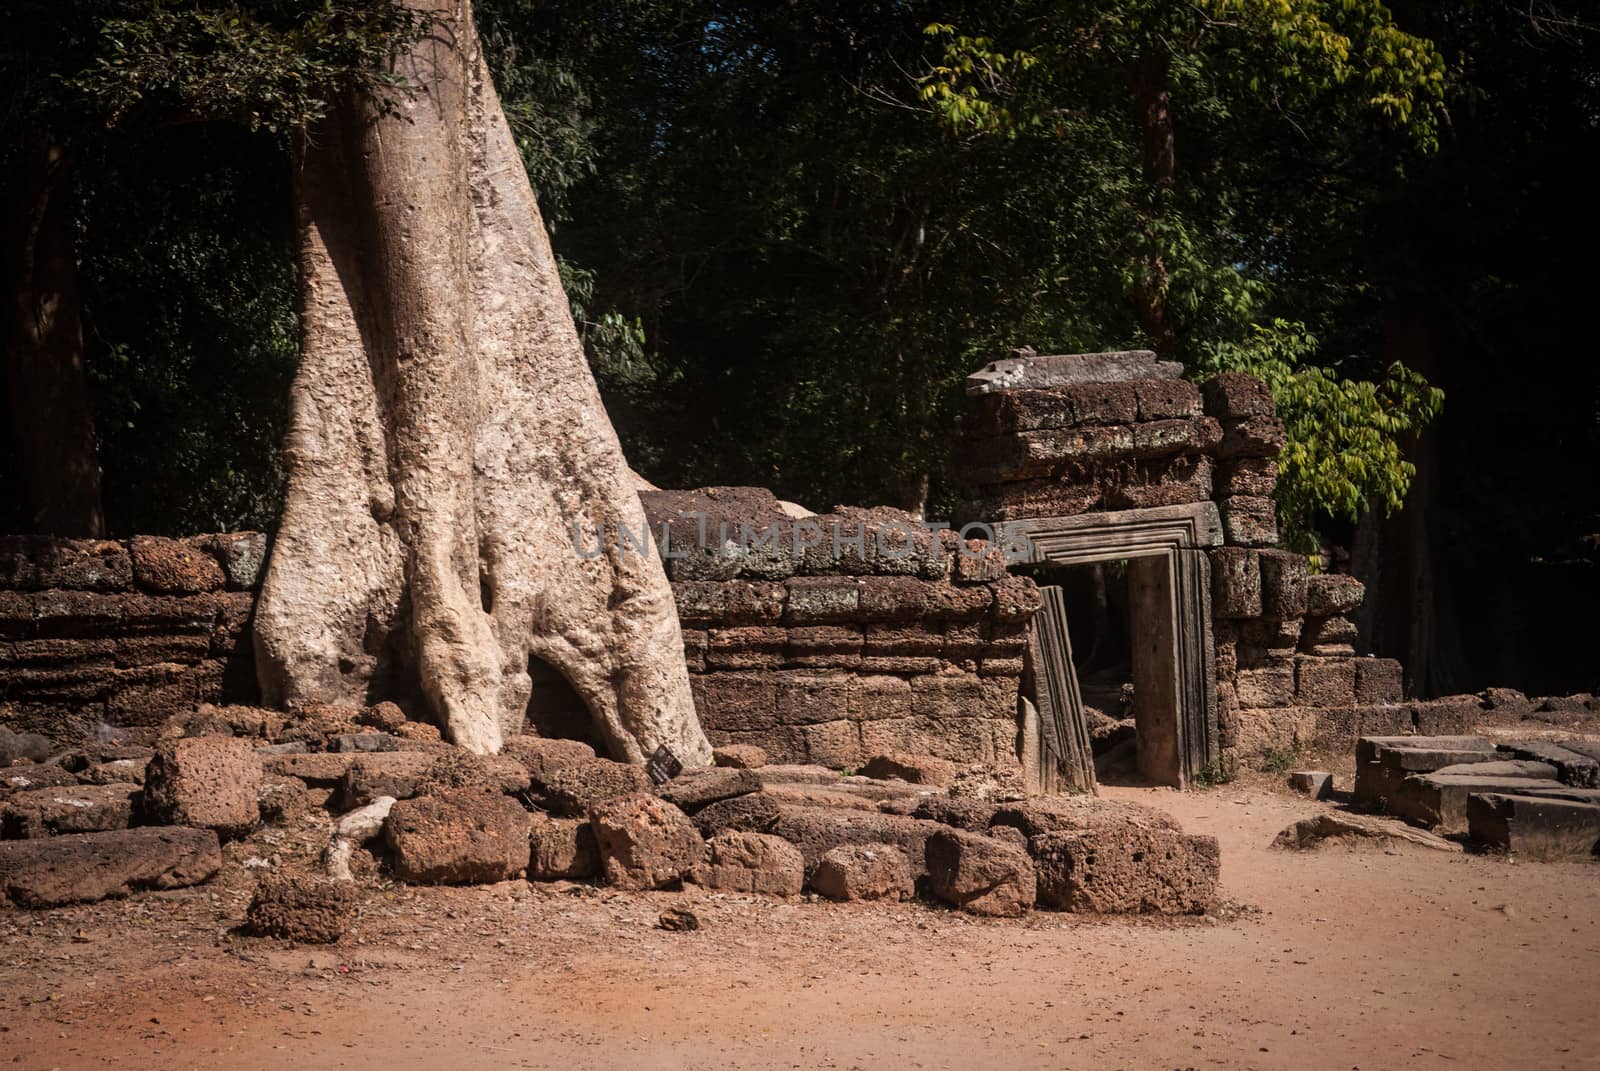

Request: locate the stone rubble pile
(0, 704), (1220, 928)
(1354, 734), (1600, 856)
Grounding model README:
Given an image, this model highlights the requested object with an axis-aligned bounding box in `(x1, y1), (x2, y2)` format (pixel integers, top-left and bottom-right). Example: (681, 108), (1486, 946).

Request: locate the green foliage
(1195, 320), (1443, 552)
(1255, 744), (1302, 776)
(1193, 755), (1238, 787)
(8, 1), (428, 136)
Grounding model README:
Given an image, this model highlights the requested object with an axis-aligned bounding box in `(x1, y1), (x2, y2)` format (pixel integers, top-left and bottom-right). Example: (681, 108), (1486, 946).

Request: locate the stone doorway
(1005, 503), (1222, 788)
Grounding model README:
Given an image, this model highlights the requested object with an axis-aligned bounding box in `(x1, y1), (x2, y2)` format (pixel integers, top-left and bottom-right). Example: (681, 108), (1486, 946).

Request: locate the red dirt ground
(2, 782), (1596, 1070)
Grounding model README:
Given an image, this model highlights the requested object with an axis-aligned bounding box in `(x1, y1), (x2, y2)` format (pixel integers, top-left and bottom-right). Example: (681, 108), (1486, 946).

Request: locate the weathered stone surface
(1257, 551), (1307, 618)
(1031, 826), (1218, 914)
(130, 536), (227, 594)
(258, 777), (314, 823)
(0, 826), (221, 907)
(1305, 574), (1365, 615)
(328, 732), (406, 753)
(712, 744), (768, 769)
(911, 797), (1000, 831)
(333, 752), (440, 809)
(77, 755), (150, 785)
(1201, 372), (1275, 419)
(925, 828), (1036, 917)
(1215, 457), (1278, 497)
(1210, 547), (1262, 618)
(810, 843), (916, 901)
(1468, 793), (1600, 856)
(1394, 773), (1600, 834)
(1288, 771), (1333, 799)
(1235, 665), (1296, 709)
(1218, 496), (1278, 547)
(2, 763), (80, 793)
(0, 535), (134, 591)
(1272, 811), (1460, 852)
(1354, 659), (1404, 704)
(384, 788), (534, 884)
(965, 350), (1181, 395)
(244, 874), (357, 942)
(656, 767), (760, 811)
(527, 815), (599, 880)
(688, 831), (804, 896)
(1, 783), (138, 838)
(1217, 415), (1286, 459)
(859, 753), (959, 787)
(691, 792), (784, 838)
(1295, 657), (1356, 708)
(768, 806), (946, 877)
(1496, 740), (1600, 788)
(533, 759), (655, 817)
(589, 794), (705, 890)
(143, 736), (260, 836)
(989, 796), (1179, 838)
(1412, 696), (1485, 736)
(196, 531), (270, 590)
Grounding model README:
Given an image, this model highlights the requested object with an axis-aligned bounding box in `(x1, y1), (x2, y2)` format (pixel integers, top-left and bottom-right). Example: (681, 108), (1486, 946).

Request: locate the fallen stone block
(329, 733), (406, 754)
(1432, 760), (1557, 780)
(859, 753), (959, 787)
(0, 826), (221, 908)
(1495, 741), (1600, 788)
(1272, 811), (1460, 853)
(527, 815), (599, 880)
(656, 767), (760, 812)
(1468, 793), (1600, 857)
(2, 763), (81, 793)
(925, 828), (1036, 917)
(989, 796), (1179, 838)
(1288, 771), (1333, 800)
(143, 736), (261, 837)
(692, 791), (784, 838)
(77, 756), (150, 785)
(590, 794), (704, 890)
(333, 752), (438, 809)
(688, 831), (804, 896)
(910, 797), (1000, 831)
(244, 874), (357, 943)
(750, 764), (843, 786)
(809, 843), (916, 901)
(1030, 826), (1218, 914)
(258, 777), (315, 823)
(712, 744), (768, 769)
(383, 788), (534, 885)
(762, 783), (883, 812)
(531, 759), (654, 817)
(1, 783), (138, 838)
(1353, 739), (1499, 810)
(769, 806), (947, 878)
(1395, 773), (1600, 833)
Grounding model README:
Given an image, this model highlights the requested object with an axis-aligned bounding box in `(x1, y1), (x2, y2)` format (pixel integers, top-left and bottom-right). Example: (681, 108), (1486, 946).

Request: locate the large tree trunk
(254, 0), (710, 763)
(3, 134), (106, 537)
(1131, 48), (1177, 358)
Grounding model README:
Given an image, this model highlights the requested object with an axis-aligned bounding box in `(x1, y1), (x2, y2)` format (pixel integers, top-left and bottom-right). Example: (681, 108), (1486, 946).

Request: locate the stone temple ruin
(1, 350), (1596, 929)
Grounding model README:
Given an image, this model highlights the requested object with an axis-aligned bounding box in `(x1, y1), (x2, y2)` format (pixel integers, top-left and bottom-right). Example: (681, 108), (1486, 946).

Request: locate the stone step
(1353, 737), (1498, 808)
(1431, 760), (1558, 780)
(1467, 793), (1600, 856)
(1396, 774), (1600, 833)
(1495, 741), (1600, 788)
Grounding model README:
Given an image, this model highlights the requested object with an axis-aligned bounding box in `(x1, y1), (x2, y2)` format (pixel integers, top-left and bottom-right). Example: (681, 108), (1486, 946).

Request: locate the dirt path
(3, 785), (1596, 1070)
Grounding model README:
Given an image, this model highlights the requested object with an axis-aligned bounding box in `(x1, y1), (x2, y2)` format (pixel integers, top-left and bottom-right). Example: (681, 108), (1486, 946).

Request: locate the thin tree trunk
(254, 0), (710, 763)
(1131, 48), (1177, 357)
(3, 134), (106, 537)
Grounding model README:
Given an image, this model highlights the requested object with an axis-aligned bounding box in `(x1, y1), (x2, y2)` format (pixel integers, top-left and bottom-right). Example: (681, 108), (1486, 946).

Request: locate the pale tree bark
(253, 0), (711, 764)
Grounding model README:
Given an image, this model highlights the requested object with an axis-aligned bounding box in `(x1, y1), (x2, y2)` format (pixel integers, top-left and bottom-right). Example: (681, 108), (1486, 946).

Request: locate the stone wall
(957, 352), (1420, 765)
(0, 534), (265, 745)
(640, 488), (1040, 769)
